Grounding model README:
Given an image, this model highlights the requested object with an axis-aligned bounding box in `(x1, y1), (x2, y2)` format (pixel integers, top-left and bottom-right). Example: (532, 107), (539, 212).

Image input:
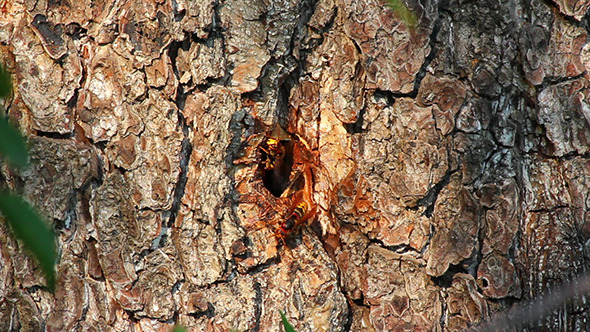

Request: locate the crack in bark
(34, 130), (75, 140)
(527, 205), (571, 213)
(416, 169), (455, 218)
(163, 42), (193, 243)
(345, 104), (366, 134)
(411, 4), (444, 98)
(535, 71), (587, 92)
(252, 279), (263, 332)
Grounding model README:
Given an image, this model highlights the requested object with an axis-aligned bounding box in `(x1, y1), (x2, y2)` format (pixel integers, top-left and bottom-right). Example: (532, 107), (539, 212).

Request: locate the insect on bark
(274, 165), (317, 245)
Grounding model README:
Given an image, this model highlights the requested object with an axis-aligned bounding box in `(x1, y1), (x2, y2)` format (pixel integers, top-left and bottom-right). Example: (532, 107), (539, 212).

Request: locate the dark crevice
(387, 243), (419, 255)
(239, 255), (282, 276)
(291, 0), (320, 61)
(135, 248), (152, 264)
(241, 90), (264, 104)
(208, 1), (228, 62)
(431, 263), (470, 288)
(165, 119), (192, 230)
(464, 247), (481, 278)
(439, 295), (447, 331)
(558, 150), (590, 161)
(63, 23), (87, 40)
(92, 153), (106, 185)
(410, 3), (444, 97)
(112, 164), (128, 175)
(343, 299), (353, 332)
(529, 147), (590, 162)
(169, 311), (181, 329)
(583, 10), (590, 33)
(35, 130), (74, 140)
(80, 299), (89, 322)
(24, 285), (49, 295)
(225, 268), (238, 282)
(168, 38), (190, 88)
(187, 303), (216, 320)
(373, 89), (396, 106)
(376, 88), (415, 100)
(417, 223), (435, 255)
(527, 205), (570, 213)
(349, 37), (362, 56)
(66, 88), (79, 109)
(171, 279), (184, 294)
(276, 68), (294, 128)
(535, 71), (587, 92)
(274, 0), (322, 124)
(30, 14), (66, 58)
(369, 237), (420, 255)
(197, 75), (233, 90)
(171, 0), (186, 22)
(252, 280), (263, 332)
(52, 217), (67, 234)
(0, 171), (5, 192)
(207, 276), (238, 289)
(467, 140), (506, 188)
(415, 169), (455, 218)
(162, 39), (193, 250)
(351, 294), (368, 308)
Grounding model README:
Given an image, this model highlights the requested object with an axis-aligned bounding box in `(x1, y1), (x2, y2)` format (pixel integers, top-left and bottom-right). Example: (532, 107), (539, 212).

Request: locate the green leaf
(0, 63), (27, 169)
(171, 325), (187, 332)
(0, 64), (11, 98)
(0, 119), (29, 169)
(386, 0), (418, 28)
(279, 310), (297, 332)
(0, 191), (56, 292)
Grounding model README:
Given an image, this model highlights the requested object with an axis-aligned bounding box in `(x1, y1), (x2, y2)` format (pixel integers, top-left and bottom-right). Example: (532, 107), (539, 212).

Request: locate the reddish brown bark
(1, 0), (590, 331)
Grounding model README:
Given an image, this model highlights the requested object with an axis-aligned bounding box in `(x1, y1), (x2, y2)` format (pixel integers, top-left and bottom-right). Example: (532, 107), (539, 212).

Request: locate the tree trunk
(1, 0), (590, 330)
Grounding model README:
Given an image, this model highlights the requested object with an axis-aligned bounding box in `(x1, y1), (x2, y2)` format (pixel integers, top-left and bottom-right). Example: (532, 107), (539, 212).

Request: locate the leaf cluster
(0, 64), (57, 292)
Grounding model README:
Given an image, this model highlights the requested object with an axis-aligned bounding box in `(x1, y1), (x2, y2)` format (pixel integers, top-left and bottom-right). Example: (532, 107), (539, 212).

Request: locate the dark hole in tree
(480, 277), (489, 288)
(262, 139), (294, 197)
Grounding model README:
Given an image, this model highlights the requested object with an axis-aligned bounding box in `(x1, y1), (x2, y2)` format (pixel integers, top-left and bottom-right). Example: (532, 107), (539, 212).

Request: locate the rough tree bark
(1, 0), (590, 331)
